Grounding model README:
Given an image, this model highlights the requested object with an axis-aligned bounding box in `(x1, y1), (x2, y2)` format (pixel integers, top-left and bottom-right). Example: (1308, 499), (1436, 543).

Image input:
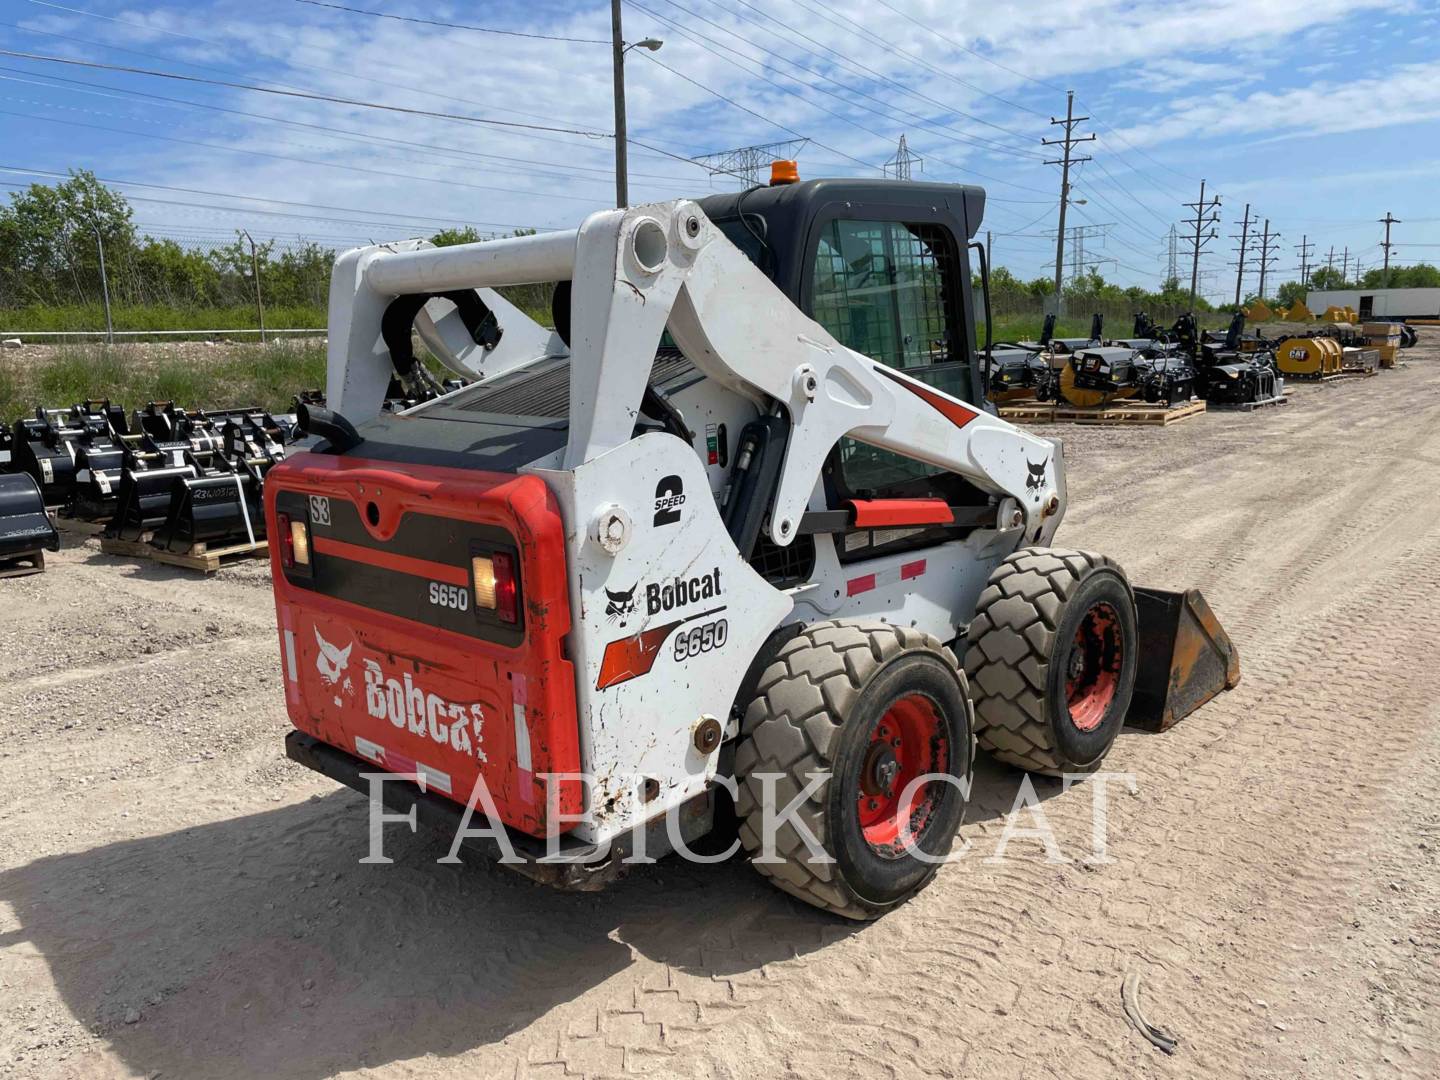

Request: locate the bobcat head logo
(314, 627), (353, 685)
(1025, 457), (1049, 499)
(605, 584), (637, 627)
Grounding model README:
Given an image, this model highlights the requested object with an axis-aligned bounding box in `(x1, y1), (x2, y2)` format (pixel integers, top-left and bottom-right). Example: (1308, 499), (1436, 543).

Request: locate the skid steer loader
(267, 173), (1238, 919)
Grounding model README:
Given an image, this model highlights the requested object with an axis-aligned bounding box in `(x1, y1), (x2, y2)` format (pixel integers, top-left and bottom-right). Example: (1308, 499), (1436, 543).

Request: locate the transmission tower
(883, 134), (923, 180)
(1165, 225), (1178, 282)
(692, 138), (811, 186)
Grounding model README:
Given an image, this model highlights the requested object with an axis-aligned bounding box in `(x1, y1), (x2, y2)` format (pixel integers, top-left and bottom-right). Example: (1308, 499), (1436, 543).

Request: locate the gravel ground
(1, 334), (1438, 1079)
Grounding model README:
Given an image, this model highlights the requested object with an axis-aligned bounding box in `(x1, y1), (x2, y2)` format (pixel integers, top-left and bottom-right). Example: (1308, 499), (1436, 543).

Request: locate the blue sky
(2, 0), (1438, 300)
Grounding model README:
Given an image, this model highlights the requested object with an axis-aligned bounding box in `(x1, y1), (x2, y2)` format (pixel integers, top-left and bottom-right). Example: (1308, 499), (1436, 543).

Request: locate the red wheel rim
(855, 694), (949, 857)
(1065, 601), (1122, 732)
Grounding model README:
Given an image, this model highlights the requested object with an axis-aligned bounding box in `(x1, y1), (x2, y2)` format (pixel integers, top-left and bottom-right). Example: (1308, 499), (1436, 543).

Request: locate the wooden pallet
(999, 398), (1207, 427)
(99, 535), (268, 573)
(0, 549), (47, 578)
(1318, 368), (1379, 382)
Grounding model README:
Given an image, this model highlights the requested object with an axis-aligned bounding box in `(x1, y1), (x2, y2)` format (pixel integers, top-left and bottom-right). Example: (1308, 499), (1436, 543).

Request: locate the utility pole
(1296, 234), (1313, 285)
(241, 229), (267, 344)
(1181, 178), (1221, 310)
(1230, 202), (1257, 307)
(1341, 246), (1350, 284)
(986, 229), (993, 271)
(608, 4), (662, 207)
(610, 0), (629, 207)
(1379, 211), (1401, 287)
(1042, 90), (1094, 314)
(1326, 245), (1335, 276)
(1254, 218), (1280, 301)
(90, 214), (113, 345)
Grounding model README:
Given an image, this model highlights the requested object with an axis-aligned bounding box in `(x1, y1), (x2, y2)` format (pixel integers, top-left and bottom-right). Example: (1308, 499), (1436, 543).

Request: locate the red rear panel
(265, 452), (580, 837)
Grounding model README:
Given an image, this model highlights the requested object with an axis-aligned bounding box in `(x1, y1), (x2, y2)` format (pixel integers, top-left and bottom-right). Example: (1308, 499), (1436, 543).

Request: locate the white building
(1305, 287), (1440, 320)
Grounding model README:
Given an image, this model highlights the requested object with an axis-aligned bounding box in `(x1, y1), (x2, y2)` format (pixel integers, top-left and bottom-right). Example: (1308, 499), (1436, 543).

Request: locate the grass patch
(0, 341), (328, 422)
(0, 303), (327, 335)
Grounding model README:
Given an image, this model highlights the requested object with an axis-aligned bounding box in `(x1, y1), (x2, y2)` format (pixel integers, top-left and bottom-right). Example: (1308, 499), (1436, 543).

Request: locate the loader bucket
(0, 473), (59, 569)
(1127, 587), (1240, 732)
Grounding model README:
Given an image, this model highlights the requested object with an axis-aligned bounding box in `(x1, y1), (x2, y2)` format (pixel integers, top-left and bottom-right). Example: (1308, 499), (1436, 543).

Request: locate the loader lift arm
(326, 199), (1067, 549)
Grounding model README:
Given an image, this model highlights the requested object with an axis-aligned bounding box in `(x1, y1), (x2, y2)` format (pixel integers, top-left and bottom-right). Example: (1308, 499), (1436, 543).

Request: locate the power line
(0, 104), (614, 205)
(636, 0), (1046, 163)
(794, 0), (1046, 118)
(16, 2), (597, 131)
(721, 0), (1043, 145)
(0, 49), (611, 138)
(293, 0), (610, 44)
(0, 165), (533, 231)
(625, 0), (1058, 208)
(0, 67), (698, 187)
(0, 48), (736, 180)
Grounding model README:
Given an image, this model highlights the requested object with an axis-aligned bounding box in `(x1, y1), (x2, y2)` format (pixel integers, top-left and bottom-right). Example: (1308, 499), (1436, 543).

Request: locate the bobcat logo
(605, 584), (638, 627)
(1025, 457), (1049, 500)
(314, 628), (352, 685)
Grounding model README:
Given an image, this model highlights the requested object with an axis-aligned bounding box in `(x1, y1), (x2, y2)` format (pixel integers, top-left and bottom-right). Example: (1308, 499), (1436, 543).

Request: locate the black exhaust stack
(297, 403), (364, 454)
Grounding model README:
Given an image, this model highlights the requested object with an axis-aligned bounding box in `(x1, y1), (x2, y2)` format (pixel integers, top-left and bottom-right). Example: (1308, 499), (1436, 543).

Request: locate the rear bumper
(286, 731), (711, 890)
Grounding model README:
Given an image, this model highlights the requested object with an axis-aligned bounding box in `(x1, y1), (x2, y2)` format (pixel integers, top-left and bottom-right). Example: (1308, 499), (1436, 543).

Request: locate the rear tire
(965, 548), (1138, 775)
(732, 620), (973, 921)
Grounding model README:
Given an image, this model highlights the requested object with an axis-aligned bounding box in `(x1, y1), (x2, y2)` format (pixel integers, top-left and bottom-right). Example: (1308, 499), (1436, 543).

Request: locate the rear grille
(457, 351), (697, 419)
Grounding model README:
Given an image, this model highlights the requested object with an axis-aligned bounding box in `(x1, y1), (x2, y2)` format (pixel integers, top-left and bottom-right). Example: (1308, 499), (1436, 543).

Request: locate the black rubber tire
(732, 620), (973, 921)
(964, 547), (1138, 776)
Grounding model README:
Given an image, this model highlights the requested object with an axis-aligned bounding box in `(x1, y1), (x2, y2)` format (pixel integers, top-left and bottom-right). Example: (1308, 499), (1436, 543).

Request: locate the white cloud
(1109, 60), (1440, 148)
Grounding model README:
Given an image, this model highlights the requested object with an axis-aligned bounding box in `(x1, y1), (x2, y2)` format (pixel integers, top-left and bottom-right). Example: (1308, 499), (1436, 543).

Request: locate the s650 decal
(674, 617), (728, 661)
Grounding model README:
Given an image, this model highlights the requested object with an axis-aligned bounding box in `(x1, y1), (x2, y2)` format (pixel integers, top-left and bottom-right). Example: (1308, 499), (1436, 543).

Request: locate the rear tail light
(277, 512), (311, 571)
(472, 555), (497, 608)
(290, 518), (311, 565)
(471, 551), (519, 623)
(492, 551), (518, 623)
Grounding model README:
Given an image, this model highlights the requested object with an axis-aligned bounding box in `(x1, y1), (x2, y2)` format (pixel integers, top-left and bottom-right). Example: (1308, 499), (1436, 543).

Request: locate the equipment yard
(2, 332), (1436, 1080)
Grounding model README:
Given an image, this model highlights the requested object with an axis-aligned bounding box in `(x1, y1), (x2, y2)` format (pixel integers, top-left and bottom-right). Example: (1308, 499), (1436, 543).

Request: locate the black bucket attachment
(1128, 587), (1241, 732)
(151, 469), (264, 553)
(0, 472), (59, 574)
(104, 464), (197, 540)
(11, 414), (79, 505)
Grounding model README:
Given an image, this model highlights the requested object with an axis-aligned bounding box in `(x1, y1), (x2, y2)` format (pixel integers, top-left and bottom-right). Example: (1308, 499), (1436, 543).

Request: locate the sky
(1, 0), (1438, 301)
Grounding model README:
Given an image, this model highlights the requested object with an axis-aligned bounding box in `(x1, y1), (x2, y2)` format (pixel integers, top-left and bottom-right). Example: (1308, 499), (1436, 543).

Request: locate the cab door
(802, 215), (981, 507)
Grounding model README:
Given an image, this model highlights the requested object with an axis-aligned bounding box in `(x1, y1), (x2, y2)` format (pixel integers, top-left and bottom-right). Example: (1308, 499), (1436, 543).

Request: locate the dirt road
(2, 338), (1438, 1079)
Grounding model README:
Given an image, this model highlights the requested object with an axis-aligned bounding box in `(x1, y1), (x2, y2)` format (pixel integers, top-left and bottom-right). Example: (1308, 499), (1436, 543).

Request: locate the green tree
(1275, 280), (1307, 307)
(0, 169), (136, 306)
(1308, 266), (1348, 291)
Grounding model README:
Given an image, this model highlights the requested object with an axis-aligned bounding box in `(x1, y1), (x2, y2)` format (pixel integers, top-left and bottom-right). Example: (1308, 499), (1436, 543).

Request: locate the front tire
(965, 548), (1138, 775)
(733, 621), (973, 920)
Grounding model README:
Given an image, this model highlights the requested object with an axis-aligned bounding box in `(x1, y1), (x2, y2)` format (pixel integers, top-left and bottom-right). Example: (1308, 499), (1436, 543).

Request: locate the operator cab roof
(696, 177), (986, 297)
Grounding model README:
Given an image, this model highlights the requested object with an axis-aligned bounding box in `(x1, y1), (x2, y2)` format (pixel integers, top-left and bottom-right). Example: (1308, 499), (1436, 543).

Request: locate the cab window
(811, 218), (961, 495)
